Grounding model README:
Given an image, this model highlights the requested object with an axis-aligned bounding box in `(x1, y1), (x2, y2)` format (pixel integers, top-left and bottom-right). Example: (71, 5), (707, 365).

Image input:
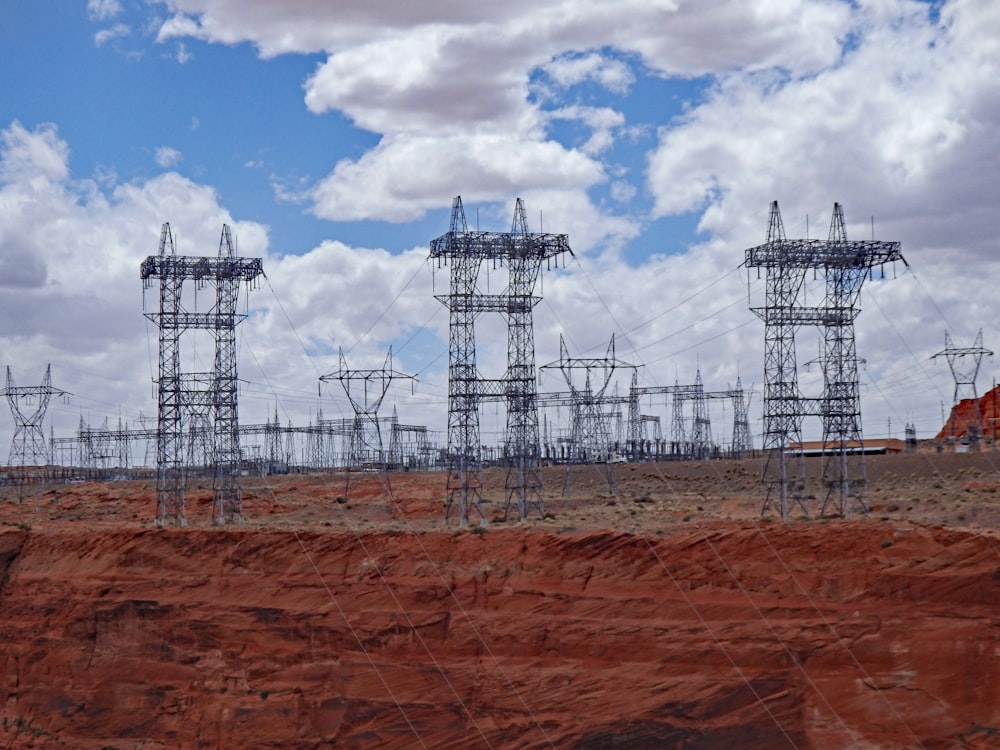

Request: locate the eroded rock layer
(1, 519), (998, 749)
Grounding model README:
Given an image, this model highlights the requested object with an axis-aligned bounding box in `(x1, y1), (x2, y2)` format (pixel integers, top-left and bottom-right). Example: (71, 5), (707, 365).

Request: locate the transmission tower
(2, 364), (67, 485)
(430, 196), (571, 525)
(141, 223), (263, 526)
(730, 377), (753, 458)
(320, 347), (415, 468)
(746, 201), (904, 519)
(690, 369), (713, 459)
(265, 407), (284, 468)
(541, 335), (633, 462)
(931, 329), (993, 444)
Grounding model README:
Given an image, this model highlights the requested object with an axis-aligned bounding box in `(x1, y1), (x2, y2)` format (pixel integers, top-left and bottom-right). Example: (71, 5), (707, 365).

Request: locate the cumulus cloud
(150, 0), (854, 229)
(646, 0), (1000, 261)
(140, 0), (1000, 442)
(0, 122), (269, 447)
(8, 0), (998, 454)
(0, 121), (70, 184)
(309, 132), (604, 223)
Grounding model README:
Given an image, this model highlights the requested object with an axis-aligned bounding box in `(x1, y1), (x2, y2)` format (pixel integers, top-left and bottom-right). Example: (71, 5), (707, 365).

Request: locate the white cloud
(8, 0), (998, 459)
(309, 132), (605, 224)
(546, 105), (625, 155)
(609, 180), (636, 204)
(154, 0), (850, 74)
(0, 104), (983, 462)
(87, 0), (122, 21)
(540, 52), (635, 94)
(646, 0), (1000, 260)
(176, 41), (193, 64)
(0, 120), (731, 455)
(0, 122), (273, 449)
(628, 0), (1000, 440)
(154, 146), (183, 168)
(140, 0), (1000, 444)
(0, 121), (70, 184)
(94, 23), (131, 46)
(151, 0), (855, 227)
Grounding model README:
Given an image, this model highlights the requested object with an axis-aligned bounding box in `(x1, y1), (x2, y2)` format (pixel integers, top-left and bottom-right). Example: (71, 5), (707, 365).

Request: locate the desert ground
(1, 450), (998, 748)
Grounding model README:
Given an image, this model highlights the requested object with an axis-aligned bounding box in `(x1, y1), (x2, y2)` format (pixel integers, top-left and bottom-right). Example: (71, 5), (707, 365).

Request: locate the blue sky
(2, 2), (714, 258)
(0, 0), (998, 456)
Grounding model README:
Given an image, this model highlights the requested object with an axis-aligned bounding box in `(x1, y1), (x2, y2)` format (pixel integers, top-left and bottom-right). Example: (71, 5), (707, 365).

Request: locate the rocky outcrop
(0, 520), (997, 748)
(937, 383), (1000, 442)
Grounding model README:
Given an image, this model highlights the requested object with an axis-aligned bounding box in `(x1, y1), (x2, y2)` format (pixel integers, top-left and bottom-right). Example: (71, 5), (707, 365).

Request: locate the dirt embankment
(0, 454), (999, 748)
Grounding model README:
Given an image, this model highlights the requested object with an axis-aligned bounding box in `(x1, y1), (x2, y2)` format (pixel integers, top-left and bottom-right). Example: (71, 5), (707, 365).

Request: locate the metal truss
(430, 196), (571, 525)
(729, 377), (754, 458)
(320, 347), (415, 469)
(1, 364), (67, 487)
(141, 223), (263, 526)
(540, 335), (630, 463)
(387, 406), (433, 471)
(539, 335), (635, 494)
(51, 410), (437, 481)
(931, 329), (993, 445)
(746, 201), (904, 518)
(623, 374), (747, 460)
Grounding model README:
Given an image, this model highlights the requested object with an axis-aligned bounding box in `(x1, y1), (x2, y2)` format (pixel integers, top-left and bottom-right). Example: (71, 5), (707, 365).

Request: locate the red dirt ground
(1, 452), (999, 748)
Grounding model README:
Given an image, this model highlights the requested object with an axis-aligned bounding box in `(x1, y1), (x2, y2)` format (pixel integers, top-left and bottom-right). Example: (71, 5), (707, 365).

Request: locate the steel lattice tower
(430, 196), (571, 525)
(540, 335), (632, 462)
(729, 376), (753, 458)
(625, 374), (743, 459)
(690, 369), (712, 459)
(2, 364), (67, 485)
(320, 347), (415, 468)
(931, 330), (993, 443)
(746, 201), (903, 519)
(141, 223), (263, 526)
(819, 204), (872, 514)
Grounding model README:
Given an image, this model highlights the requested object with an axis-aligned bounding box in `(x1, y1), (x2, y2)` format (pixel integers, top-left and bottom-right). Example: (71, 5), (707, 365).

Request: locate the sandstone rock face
(937, 383), (1000, 442)
(0, 519), (997, 748)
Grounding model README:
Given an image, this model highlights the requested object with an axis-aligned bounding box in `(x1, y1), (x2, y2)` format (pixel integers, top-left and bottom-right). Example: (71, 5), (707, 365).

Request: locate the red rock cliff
(1, 520), (997, 749)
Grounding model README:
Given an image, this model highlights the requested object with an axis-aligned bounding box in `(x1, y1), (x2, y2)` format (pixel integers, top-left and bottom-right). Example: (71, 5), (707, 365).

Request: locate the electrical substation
(27, 197), (1000, 528)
